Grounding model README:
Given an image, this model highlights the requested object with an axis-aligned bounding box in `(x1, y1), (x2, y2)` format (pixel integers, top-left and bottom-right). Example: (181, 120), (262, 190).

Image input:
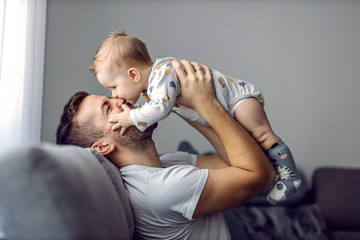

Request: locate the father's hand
(172, 59), (217, 113)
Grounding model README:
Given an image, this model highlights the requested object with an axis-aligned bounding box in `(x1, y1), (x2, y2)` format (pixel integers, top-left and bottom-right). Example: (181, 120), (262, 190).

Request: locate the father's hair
(56, 91), (105, 148)
(90, 30), (152, 75)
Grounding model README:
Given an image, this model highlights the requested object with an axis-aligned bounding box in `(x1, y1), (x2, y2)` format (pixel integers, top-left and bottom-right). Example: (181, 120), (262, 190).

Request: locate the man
(56, 60), (275, 239)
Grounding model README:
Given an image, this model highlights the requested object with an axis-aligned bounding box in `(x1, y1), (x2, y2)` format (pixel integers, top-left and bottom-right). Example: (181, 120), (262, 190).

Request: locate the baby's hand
(109, 104), (134, 135)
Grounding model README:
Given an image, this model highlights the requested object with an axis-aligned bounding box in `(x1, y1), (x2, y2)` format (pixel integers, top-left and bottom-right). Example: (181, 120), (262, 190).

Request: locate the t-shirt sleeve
(147, 165), (208, 221)
(160, 151), (198, 167)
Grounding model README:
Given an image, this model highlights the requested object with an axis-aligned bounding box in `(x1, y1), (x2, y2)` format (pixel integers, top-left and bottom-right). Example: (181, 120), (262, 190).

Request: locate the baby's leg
(234, 98), (301, 205)
(234, 98), (280, 150)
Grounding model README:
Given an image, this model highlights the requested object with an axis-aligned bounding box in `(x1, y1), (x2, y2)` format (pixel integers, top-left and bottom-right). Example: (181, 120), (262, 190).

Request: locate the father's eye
(106, 106), (111, 114)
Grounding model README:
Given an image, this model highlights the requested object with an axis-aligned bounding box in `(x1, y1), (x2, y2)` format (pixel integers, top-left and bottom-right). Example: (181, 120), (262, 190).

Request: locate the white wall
(42, 0), (360, 184)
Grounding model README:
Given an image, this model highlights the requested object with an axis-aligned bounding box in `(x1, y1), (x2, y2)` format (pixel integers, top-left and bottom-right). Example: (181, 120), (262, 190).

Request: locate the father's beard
(114, 122), (158, 152)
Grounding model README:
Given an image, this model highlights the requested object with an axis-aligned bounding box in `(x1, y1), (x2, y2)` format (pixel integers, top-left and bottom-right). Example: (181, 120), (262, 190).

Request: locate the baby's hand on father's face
(109, 104), (134, 135)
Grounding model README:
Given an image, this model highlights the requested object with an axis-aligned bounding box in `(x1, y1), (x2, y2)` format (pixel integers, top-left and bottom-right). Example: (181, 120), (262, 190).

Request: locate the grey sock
(266, 141), (301, 205)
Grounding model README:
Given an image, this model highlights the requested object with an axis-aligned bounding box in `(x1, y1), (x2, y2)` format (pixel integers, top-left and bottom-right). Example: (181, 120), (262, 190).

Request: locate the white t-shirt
(120, 151), (231, 240)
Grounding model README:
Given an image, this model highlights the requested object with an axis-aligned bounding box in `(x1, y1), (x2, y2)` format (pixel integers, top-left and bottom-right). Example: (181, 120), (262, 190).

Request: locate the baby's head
(91, 31), (152, 104)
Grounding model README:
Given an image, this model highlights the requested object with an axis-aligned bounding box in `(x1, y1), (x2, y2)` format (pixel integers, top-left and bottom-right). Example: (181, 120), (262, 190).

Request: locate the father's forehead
(76, 94), (107, 122)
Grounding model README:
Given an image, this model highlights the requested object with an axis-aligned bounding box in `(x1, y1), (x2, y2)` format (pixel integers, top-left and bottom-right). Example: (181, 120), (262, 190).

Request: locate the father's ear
(127, 68), (141, 83)
(91, 139), (116, 156)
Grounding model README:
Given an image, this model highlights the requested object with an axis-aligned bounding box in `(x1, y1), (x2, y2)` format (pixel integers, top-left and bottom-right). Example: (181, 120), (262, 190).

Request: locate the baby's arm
(130, 62), (179, 132)
(109, 104), (134, 135)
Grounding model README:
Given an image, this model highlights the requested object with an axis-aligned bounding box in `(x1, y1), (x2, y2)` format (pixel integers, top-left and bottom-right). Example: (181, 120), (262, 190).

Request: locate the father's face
(76, 95), (125, 133)
(76, 95), (157, 148)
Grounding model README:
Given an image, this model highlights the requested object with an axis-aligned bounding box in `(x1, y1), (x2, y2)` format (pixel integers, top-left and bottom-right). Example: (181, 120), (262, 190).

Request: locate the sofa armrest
(0, 144), (133, 239)
(313, 167), (360, 231)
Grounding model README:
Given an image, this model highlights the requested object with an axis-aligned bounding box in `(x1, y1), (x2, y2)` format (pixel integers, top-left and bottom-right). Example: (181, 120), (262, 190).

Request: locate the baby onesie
(130, 57), (264, 131)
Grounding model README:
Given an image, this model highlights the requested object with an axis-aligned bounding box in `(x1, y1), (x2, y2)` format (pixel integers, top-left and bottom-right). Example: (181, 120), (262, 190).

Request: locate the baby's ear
(128, 68), (141, 83)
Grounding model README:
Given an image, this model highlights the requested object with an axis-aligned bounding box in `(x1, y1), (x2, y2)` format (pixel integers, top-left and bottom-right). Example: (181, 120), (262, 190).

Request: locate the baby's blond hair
(90, 30), (152, 75)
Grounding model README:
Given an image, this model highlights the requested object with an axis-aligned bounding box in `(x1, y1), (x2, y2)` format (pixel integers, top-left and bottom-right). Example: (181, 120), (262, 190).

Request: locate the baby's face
(97, 67), (141, 104)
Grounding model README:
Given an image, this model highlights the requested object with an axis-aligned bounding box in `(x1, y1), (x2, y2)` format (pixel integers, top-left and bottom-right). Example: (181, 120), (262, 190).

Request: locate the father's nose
(112, 91), (118, 99)
(114, 98), (126, 108)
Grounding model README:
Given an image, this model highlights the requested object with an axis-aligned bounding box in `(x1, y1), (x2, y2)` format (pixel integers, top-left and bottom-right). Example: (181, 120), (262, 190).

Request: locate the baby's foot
(266, 142), (301, 205)
(266, 177), (302, 205)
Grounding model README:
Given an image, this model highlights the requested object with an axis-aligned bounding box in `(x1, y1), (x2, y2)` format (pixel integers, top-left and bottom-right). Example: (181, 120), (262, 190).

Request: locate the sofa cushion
(329, 231), (360, 240)
(88, 147), (134, 231)
(223, 204), (329, 240)
(0, 144), (133, 240)
(312, 167), (360, 231)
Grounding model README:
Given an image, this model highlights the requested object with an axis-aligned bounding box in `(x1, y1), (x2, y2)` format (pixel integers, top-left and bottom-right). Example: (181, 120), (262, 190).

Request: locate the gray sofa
(311, 167), (360, 240)
(0, 144), (134, 240)
(0, 143), (359, 240)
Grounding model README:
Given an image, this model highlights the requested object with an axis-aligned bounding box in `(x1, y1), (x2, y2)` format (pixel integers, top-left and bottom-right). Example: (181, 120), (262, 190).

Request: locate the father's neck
(112, 140), (162, 168)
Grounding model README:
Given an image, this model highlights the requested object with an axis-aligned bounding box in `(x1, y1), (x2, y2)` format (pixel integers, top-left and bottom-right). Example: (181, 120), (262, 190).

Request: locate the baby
(90, 30), (301, 205)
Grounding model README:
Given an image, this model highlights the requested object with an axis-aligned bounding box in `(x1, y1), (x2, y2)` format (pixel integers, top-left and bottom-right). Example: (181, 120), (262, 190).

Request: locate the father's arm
(172, 60), (275, 218)
(179, 116), (230, 169)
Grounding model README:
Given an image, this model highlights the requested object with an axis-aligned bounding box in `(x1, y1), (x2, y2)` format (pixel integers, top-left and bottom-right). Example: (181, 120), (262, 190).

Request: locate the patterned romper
(129, 57), (264, 131)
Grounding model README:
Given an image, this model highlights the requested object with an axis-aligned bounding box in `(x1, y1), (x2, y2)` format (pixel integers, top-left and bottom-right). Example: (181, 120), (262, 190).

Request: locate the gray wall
(42, 0), (360, 183)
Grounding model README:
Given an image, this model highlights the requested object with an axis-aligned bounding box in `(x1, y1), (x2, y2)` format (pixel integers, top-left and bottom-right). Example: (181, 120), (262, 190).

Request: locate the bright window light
(0, 0), (4, 68)
(0, 0), (27, 148)
(0, 0), (46, 150)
